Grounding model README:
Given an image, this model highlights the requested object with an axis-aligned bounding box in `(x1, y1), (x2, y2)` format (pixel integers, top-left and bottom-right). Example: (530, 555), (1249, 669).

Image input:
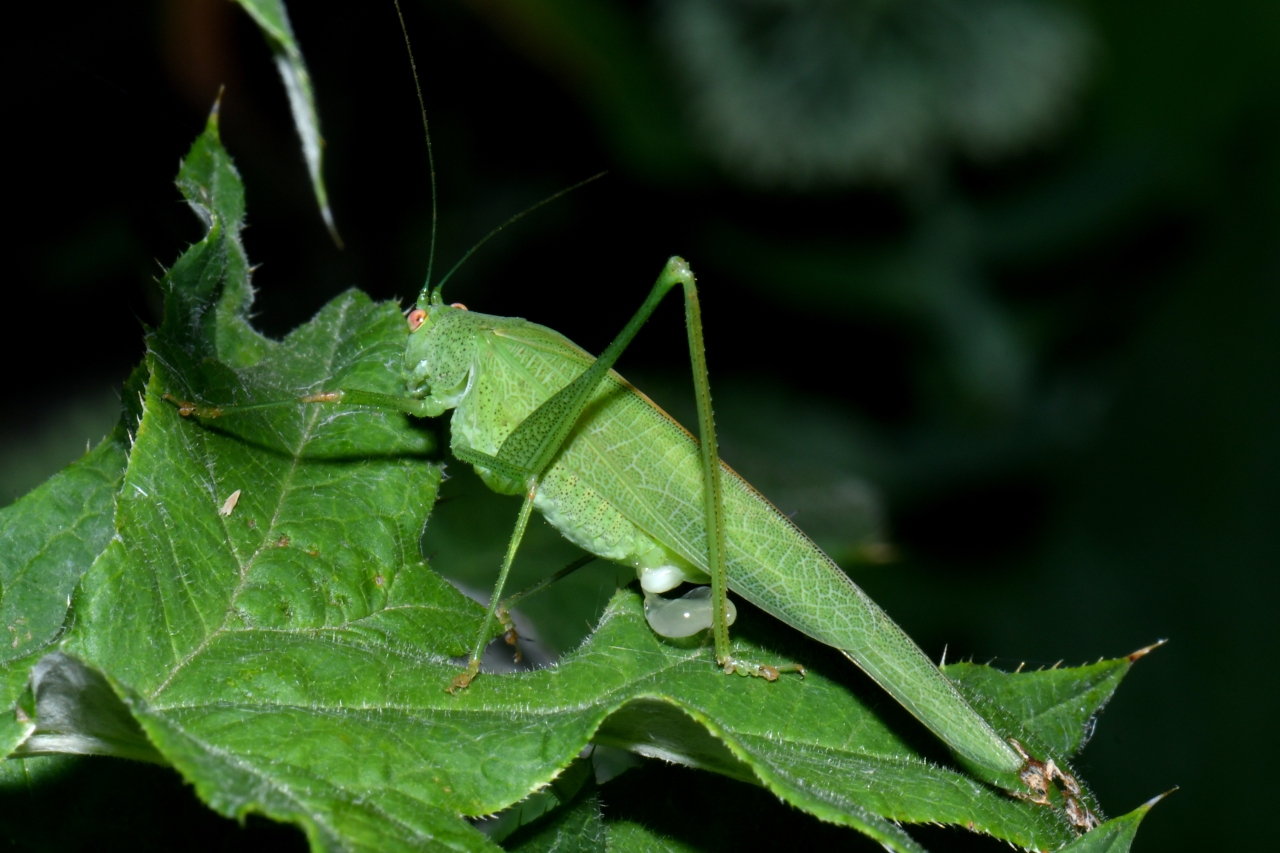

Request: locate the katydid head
(403, 301), (488, 409)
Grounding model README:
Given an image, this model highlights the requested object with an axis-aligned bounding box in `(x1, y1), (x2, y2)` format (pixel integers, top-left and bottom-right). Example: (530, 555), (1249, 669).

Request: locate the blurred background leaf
(657, 0), (1093, 188)
(230, 0), (341, 244)
(5, 0), (1279, 849)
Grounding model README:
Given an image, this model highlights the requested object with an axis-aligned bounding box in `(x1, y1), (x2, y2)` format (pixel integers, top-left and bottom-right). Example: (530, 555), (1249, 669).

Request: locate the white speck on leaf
(219, 489), (242, 517)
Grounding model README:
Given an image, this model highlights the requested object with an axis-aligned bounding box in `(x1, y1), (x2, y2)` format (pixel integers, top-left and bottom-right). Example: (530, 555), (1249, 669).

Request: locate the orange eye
(450, 302), (468, 310)
(407, 309), (427, 331)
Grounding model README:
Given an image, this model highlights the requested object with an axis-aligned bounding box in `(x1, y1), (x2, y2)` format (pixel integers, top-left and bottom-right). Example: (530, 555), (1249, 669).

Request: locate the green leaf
(12, 653), (162, 764)
(0, 422), (128, 756)
(176, 104), (246, 234)
(66, 281), (488, 849)
(1057, 793), (1169, 852)
(505, 772), (605, 853)
(81, 541), (1112, 853)
(605, 821), (699, 853)
(0, 752), (77, 794)
(72, 288), (455, 677)
(944, 656), (1135, 758)
(230, 0), (341, 246)
(171, 105), (273, 367)
(478, 757), (597, 845)
(63, 108), (489, 851)
(596, 758), (894, 852)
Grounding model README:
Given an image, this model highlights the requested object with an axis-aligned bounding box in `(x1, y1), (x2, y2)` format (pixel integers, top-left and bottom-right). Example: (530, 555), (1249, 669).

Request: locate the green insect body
(403, 294), (1025, 784)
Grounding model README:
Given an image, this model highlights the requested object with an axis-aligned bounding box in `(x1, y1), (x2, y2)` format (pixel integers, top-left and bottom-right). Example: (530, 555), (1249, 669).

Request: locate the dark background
(3, 1), (1278, 850)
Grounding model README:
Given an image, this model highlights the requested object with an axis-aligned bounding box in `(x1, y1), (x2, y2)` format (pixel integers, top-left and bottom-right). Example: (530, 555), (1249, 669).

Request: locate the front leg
(446, 474), (539, 694)
(164, 387), (448, 419)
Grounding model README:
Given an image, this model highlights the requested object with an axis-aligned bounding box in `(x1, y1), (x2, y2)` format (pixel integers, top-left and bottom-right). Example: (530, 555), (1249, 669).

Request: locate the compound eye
(407, 309), (427, 331)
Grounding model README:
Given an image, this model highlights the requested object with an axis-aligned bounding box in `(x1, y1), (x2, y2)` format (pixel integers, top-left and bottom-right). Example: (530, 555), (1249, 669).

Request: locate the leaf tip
(321, 205), (343, 250)
(1140, 787), (1177, 812)
(205, 86), (226, 140)
(1127, 639), (1167, 663)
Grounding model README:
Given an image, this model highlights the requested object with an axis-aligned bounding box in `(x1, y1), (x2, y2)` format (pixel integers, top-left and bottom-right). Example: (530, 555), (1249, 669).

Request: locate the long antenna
(431, 171), (607, 299)
(394, 0), (438, 299)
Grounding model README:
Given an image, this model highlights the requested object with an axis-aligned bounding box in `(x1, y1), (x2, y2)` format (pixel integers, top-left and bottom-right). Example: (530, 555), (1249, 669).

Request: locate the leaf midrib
(151, 298), (357, 699)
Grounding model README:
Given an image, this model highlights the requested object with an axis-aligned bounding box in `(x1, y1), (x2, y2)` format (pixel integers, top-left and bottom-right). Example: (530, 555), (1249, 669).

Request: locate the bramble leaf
(945, 655), (1134, 758)
(170, 103), (273, 367)
(0, 423), (127, 756)
(605, 822), (698, 853)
